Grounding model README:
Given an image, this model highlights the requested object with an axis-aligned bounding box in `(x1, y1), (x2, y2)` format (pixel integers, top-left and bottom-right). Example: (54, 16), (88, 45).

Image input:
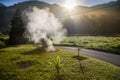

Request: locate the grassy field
(61, 36), (120, 54)
(0, 44), (120, 80)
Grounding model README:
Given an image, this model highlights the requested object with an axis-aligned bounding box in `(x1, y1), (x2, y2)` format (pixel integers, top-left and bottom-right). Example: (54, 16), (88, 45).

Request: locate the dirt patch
(72, 56), (87, 60)
(17, 60), (37, 69)
(19, 62), (32, 69)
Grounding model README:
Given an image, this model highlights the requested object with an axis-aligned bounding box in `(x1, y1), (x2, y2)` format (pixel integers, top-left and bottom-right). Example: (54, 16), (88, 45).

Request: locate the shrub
(0, 32), (3, 36)
(49, 56), (62, 80)
(0, 41), (5, 48)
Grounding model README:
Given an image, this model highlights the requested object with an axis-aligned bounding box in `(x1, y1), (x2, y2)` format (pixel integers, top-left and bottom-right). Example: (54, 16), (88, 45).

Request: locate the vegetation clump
(49, 56), (62, 80)
(0, 32), (7, 48)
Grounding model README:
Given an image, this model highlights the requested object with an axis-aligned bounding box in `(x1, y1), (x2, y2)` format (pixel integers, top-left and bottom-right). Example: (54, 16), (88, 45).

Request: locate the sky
(0, 0), (117, 7)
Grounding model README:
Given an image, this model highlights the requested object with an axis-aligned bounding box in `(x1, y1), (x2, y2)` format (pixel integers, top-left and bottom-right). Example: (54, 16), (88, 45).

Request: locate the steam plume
(24, 7), (67, 51)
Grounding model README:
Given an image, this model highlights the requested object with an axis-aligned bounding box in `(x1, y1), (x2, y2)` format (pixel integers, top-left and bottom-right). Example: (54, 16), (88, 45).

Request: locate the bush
(0, 41), (5, 48)
(0, 33), (6, 48)
(0, 32), (3, 36)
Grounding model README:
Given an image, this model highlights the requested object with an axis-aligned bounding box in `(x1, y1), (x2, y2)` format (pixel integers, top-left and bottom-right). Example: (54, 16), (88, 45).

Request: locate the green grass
(61, 36), (120, 54)
(0, 44), (120, 80)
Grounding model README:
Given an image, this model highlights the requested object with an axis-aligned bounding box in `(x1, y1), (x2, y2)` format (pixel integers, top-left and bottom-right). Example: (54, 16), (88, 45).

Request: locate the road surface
(58, 46), (120, 67)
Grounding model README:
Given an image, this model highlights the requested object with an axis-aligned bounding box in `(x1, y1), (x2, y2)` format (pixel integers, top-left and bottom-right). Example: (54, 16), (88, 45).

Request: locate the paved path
(58, 46), (120, 67)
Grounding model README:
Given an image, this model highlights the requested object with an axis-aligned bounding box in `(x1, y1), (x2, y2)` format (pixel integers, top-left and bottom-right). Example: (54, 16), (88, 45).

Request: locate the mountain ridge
(0, 0), (120, 35)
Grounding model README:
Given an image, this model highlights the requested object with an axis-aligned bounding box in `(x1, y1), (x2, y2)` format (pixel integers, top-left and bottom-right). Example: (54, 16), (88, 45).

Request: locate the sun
(63, 0), (77, 10)
(64, 4), (75, 10)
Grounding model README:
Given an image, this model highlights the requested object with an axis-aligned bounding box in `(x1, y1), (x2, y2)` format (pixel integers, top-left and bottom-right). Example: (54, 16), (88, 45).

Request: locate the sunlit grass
(0, 44), (120, 80)
(61, 36), (120, 54)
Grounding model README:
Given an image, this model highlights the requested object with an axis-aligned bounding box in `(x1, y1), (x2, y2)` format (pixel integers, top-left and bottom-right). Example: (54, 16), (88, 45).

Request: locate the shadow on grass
(72, 56), (88, 75)
(7, 45), (19, 47)
(72, 56), (87, 60)
(0, 45), (20, 50)
(22, 47), (45, 55)
(0, 50), (6, 52)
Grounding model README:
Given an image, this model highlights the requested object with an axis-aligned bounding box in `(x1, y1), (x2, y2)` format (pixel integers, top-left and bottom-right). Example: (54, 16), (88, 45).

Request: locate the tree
(8, 9), (26, 45)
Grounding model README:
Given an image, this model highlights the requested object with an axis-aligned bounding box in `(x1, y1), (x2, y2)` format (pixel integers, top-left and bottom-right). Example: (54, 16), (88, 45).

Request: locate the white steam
(24, 7), (67, 51)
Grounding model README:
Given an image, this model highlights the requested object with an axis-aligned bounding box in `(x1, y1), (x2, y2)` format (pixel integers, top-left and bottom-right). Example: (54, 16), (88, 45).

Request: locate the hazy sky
(0, 0), (117, 7)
